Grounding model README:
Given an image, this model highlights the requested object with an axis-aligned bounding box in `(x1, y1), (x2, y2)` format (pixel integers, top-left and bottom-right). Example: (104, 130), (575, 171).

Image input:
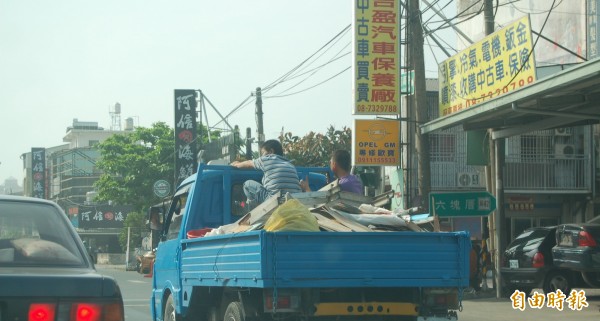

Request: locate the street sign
(153, 180), (171, 198)
(430, 191), (496, 217)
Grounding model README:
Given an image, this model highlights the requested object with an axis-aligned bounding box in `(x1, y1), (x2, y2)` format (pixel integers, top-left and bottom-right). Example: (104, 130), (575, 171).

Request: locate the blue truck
(151, 164), (470, 321)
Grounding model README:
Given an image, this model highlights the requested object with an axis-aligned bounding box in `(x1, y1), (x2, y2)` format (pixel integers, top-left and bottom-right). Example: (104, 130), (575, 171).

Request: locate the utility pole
(255, 87), (265, 146)
(245, 127), (253, 160)
(481, 0), (505, 298)
(408, 0), (431, 209)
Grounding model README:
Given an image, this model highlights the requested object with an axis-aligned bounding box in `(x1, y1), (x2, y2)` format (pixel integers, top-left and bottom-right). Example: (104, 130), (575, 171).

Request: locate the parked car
(552, 223), (600, 287)
(0, 195), (124, 321)
(501, 226), (580, 295)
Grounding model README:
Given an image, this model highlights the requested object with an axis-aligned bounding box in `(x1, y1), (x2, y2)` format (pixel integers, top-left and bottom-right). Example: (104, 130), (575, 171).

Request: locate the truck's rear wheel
(164, 295), (181, 321)
(224, 302), (244, 321)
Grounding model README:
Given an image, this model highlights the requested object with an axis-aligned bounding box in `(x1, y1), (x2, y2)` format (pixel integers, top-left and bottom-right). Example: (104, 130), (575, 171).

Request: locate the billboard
(31, 148), (45, 199)
(354, 119), (400, 166)
(353, 0), (400, 115)
(174, 89), (198, 186)
(77, 205), (132, 229)
(438, 15), (536, 117)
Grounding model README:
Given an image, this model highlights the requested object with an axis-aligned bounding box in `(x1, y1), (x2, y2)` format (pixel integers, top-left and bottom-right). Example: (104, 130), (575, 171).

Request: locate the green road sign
(430, 191), (496, 217)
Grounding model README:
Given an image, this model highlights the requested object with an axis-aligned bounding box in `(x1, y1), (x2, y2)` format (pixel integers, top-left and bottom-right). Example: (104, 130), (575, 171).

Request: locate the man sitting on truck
(231, 139), (302, 208)
(301, 149), (364, 195)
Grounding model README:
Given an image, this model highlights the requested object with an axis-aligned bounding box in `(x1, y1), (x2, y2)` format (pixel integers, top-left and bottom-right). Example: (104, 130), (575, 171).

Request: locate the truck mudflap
(313, 302), (419, 317)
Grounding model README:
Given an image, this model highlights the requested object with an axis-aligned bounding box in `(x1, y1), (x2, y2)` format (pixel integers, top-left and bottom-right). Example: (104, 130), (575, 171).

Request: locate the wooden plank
(248, 192), (281, 225)
(319, 207), (373, 232)
(312, 213), (353, 232)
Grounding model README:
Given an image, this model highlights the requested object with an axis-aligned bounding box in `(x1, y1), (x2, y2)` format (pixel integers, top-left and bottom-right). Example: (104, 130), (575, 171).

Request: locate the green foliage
(118, 211), (146, 252)
(94, 122), (175, 211)
(280, 126), (352, 167)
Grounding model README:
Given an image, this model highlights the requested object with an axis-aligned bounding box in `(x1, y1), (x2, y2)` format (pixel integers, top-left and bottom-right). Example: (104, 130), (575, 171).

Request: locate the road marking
(128, 280), (148, 283)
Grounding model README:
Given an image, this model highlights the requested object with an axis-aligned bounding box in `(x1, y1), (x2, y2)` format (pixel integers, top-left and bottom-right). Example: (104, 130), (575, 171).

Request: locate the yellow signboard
(354, 119), (400, 166)
(353, 0), (400, 115)
(438, 15), (537, 117)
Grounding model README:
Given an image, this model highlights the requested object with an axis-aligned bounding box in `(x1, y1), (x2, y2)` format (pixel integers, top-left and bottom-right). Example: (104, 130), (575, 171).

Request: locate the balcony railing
(504, 154), (590, 192)
(430, 154), (591, 192)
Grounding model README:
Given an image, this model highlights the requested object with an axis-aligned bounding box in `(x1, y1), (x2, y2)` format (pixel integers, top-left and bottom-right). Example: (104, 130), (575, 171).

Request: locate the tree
(118, 210), (145, 252)
(280, 126), (352, 166)
(94, 122), (175, 212)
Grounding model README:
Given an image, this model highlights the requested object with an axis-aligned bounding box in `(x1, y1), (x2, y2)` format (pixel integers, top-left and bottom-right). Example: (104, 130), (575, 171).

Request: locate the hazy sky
(0, 0), (453, 184)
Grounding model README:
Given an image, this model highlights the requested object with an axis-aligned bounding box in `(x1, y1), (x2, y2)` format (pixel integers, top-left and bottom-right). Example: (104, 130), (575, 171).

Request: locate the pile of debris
(202, 181), (434, 237)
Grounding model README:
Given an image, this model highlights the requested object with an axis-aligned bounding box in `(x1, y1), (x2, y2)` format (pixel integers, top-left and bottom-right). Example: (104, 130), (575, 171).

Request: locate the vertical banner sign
(438, 15), (536, 117)
(353, 0), (400, 115)
(31, 148), (45, 199)
(589, 0), (599, 59)
(354, 119), (400, 166)
(174, 90), (197, 186)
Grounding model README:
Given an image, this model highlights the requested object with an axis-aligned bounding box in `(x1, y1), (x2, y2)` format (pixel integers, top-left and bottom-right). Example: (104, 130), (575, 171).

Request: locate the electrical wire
(509, 0), (565, 15)
(262, 24), (351, 92)
(220, 24), (351, 122)
(278, 51), (351, 82)
(277, 28), (351, 85)
(271, 43), (351, 97)
(423, 0), (484, 33)
(422, 0), (454, 26)
(263, 66), (351, 99)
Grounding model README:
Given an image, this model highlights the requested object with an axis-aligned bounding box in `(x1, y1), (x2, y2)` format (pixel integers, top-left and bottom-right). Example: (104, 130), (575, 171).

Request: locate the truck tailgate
(180, 230), (470, 288)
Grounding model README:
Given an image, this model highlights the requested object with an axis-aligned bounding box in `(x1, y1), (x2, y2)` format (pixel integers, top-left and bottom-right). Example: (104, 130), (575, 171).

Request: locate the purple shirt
(338, 175), (364, 195)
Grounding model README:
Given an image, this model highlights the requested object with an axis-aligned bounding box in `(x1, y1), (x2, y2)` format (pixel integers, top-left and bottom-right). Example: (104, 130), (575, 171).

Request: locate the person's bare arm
(231, 160), (255, 169)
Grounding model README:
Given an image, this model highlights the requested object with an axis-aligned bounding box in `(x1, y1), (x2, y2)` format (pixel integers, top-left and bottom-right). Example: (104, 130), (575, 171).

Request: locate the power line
(278, 29), (351, 84)
(272, 43), (351, 97)
(219, 24), (351, 123)
(263, 66), (351, 99)
(262, 24), (351, 92)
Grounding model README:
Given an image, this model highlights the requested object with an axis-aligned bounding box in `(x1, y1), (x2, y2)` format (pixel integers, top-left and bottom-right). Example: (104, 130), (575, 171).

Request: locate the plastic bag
(264, 199), (320, 232)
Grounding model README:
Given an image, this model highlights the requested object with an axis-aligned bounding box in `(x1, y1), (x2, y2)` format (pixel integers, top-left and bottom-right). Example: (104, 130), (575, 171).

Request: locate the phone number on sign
(357, 157), (397, 164)
(479, 76), (535, 102)
(356, 105), (398, 113)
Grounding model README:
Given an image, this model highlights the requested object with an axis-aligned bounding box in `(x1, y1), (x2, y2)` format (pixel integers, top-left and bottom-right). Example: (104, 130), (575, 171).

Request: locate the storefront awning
(421, 58), (600, 138)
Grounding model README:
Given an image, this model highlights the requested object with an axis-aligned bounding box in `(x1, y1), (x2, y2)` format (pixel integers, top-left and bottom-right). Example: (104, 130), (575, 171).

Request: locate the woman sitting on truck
(230, 139), (302, 208)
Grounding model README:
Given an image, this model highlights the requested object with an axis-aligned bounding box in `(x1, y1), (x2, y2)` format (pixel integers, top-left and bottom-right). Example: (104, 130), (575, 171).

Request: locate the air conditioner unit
(554, 127), (573, 136)
(555, 144), (575, 158)
(457, 172), (484, 187)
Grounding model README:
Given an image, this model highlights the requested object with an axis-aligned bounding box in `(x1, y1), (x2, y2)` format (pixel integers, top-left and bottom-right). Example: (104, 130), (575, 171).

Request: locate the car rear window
(0, 201), (85, 267)
(510, 229), (551, 248)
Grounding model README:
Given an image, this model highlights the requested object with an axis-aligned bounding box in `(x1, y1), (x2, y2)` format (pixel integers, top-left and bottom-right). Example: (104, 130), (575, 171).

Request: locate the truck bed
(180, 230), (470, 289)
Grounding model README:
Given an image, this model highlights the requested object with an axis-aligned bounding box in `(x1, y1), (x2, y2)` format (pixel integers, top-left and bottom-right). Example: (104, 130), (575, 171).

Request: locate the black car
(0, 195), (124, 321)
(552, 223), (600, 287)
(501, 226), (579, 295)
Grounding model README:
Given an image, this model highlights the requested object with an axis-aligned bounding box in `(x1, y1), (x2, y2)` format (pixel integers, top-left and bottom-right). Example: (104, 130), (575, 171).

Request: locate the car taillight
(72, 303), (101, 321)
(532, 252), (545, 268)
(29, 302), (123, 321)
(578, 231), (598, 247)
(29, 304), (56, 321)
